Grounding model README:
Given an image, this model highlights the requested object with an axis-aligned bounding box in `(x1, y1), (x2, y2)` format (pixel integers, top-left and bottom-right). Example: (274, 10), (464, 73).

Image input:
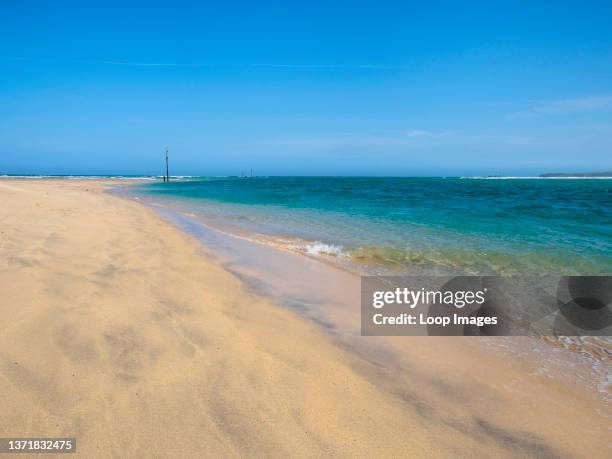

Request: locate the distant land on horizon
(3, 172), (612, 178)
(539, 171), (612, 178)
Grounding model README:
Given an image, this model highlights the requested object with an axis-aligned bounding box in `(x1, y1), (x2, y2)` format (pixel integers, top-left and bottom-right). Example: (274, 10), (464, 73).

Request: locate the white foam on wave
(1, 175), (46, 179)
(298, 241), (347, 257)
(1, 175), (159, 180)
(108, 176), (157, 180)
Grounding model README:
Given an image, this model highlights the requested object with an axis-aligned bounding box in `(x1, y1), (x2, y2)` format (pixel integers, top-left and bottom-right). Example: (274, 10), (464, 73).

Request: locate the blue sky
(1, 1), (611, 176)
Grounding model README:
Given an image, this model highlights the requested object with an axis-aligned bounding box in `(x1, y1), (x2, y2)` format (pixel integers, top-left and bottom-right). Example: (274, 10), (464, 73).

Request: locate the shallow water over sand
(131, 177), (612, 276)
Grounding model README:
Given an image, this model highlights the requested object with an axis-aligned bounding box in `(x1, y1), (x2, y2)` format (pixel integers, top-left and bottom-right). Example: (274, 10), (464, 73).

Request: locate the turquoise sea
(131, 177), (612, 276)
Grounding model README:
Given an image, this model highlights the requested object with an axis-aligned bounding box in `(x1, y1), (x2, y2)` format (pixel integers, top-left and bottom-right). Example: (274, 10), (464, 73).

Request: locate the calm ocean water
(131, 177), (612, 276)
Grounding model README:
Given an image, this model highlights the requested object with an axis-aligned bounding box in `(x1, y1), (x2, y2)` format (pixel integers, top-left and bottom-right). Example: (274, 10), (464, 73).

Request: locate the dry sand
(0, 179), (609, 458)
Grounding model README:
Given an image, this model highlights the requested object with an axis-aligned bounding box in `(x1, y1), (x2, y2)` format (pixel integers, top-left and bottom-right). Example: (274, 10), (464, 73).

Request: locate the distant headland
(540, 171), (612, 178)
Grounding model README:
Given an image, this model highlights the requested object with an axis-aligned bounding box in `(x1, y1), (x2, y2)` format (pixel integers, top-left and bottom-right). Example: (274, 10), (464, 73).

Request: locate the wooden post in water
(165, 149), (170, 182)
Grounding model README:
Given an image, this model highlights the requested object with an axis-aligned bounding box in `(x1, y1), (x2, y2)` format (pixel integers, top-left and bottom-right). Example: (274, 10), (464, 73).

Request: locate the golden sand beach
(0, 179), (609, 458)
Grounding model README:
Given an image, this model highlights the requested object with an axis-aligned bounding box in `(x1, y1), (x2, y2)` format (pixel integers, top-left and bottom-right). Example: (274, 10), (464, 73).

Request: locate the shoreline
(1, 178), (610, 457)
(117, 182), (611, 433)
(118, 182), (611, 403)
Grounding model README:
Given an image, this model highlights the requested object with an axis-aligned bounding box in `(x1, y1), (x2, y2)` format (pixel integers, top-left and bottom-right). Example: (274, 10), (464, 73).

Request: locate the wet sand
(0, 179), (609, 458)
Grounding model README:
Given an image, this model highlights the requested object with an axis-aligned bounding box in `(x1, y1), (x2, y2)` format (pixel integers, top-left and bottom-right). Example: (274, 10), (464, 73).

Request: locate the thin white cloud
(269, 129), (456, 150)
(11, 57), (406, 70)
(510, 95), (612, 118)
(403, 129), (453, 137)
(531, 95), (612, 113)
(78, 60), (181, 67)
(248, 63), (404, 70)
